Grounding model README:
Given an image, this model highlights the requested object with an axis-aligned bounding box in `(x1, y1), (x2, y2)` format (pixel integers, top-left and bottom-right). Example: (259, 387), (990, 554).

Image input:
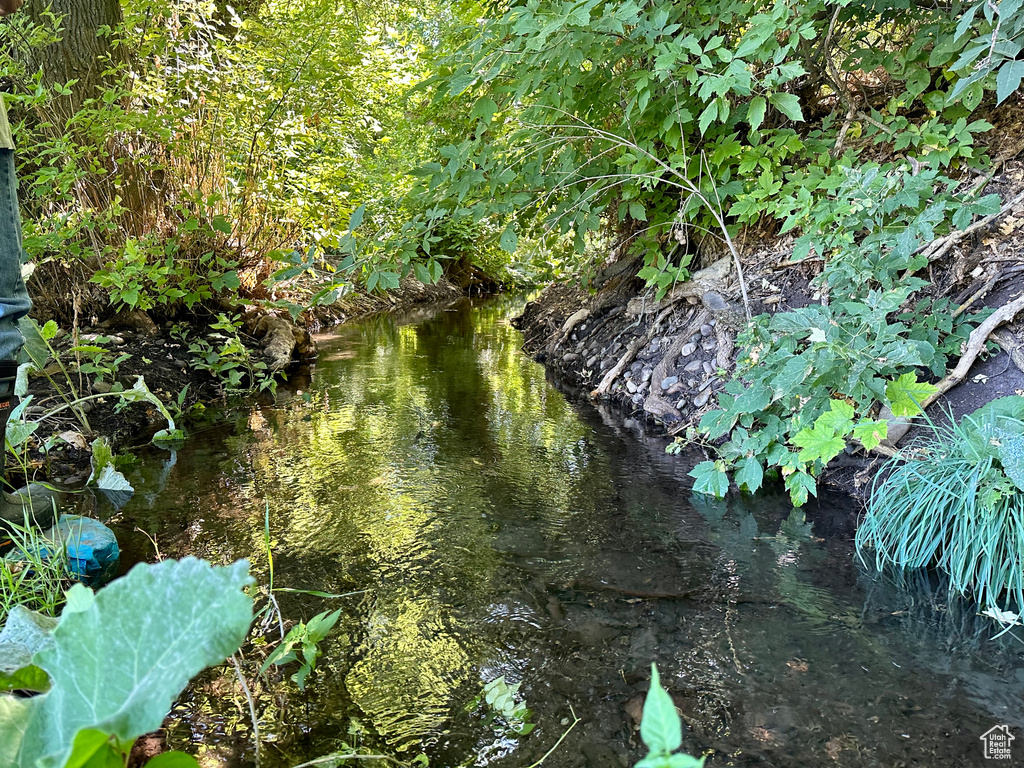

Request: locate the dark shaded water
(106, 298), (1024, 767)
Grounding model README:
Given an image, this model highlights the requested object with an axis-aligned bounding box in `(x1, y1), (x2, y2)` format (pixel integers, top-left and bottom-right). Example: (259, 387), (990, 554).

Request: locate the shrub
(856, 397), (1024, 614)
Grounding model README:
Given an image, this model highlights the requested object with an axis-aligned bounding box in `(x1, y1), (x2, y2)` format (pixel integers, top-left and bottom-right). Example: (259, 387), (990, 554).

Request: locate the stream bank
(15, 276), (470, 487)
(513, 164), (1024, 502)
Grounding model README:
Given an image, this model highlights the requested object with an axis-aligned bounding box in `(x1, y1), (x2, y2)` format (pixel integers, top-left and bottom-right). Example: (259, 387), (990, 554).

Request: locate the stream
(103, 297), (1024, 767)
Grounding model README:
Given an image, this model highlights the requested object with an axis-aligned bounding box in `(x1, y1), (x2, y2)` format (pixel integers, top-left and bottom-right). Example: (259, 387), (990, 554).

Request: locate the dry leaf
(58, 430), (89, 450)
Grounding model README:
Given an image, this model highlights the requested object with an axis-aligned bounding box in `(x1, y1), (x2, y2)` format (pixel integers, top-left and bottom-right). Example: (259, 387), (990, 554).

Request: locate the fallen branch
(546, 307), (590, 355)
(880, 292), (1024, 449)
(591, 304), (681, 397)
(905, 188), (1024, 279)
(924, 292), (1024, 407)
(952, 270), (1001, 318)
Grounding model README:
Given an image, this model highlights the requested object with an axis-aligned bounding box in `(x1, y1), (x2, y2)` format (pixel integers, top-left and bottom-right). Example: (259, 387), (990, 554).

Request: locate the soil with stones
(514, 162), (1024, 504)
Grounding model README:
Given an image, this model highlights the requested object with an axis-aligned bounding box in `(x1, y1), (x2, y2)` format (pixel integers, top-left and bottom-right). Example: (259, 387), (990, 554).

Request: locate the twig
(857, 111), (896, 136)
(774, 255), (824, 269)
(952, 270), (1001, 318)
(523, 110), (752, 321)
(290, 755), (401, 768)
(905, 188), (1024, 278)
(832, 103), (856, 158)
(525, 706), (581, 768)
(924, 292), (1024, 408)
(879, 292), (1024, 451)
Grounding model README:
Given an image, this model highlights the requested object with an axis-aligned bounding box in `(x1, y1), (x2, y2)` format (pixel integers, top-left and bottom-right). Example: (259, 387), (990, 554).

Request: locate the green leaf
(63, 730), (122, 768)
(814, 399), (855, 434)
(13, 558), (253, 768)
(470, 96), (499, 124)
(784, 469), (817, 506)
(0, 696), (34, 767)
(768, 92), (803, 121)
(305, 608), (342, 643)
(699, 408), (738, 440)
(640, 664), (681, 755)
(348, 204), (366, 232)
(628, 201), (647, 221)
(995, 429), (1024, 492)
(735, 457), (764, 493)
(499, 224), (519, 253)
(211, 216), (233, 235)
(689, 460), (729, 498)
(996, 61), (1024, 104)
(904, 66), (930, 99)
(851, 420), (888, 450)
(770, 357), (812, 401)
(885, 373), (937, 417)
(792, 427), (845, 464)
(0, 606), (57, 693)
(87, 437), (115, 484)
(697, 102), (718, 135)
(665, 755), (705, 768)
(746, 96), (766, 132)
(18, 318), (51, 369)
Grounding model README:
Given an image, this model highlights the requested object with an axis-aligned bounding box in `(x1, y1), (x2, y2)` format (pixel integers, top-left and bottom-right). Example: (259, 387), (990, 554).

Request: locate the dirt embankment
(19, 277), (469, 486)
(514, 166), (1024, 500)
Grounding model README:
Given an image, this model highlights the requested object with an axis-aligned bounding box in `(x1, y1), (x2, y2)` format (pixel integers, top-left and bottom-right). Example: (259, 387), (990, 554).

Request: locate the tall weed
(857, 397), (1024, 614)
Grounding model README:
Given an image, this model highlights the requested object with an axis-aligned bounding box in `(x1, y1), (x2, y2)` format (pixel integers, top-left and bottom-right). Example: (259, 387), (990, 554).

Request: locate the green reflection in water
(180, 299), (615, 754)
(110, 297), (1024, 768)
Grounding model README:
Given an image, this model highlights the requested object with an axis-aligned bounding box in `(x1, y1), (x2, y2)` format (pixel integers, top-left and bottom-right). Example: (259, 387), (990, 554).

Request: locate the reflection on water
(110, 298), (1024, 767)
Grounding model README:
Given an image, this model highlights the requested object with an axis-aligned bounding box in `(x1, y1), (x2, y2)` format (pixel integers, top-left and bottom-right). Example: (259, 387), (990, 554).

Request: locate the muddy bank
(17, 277), (471, 487)
(514, 169), (1024, 502)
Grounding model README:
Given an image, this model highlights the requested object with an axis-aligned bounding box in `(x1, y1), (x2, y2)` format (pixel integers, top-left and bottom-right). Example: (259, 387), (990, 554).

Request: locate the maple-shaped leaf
(851, 420), (888, 450)
(793, 426), (845, 464)
(885, 373), (937, 417)
(815, 399), (855, 435)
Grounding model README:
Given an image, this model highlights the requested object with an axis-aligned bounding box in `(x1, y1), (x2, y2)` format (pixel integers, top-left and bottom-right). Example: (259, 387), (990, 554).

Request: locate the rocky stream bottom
(67, 296), (1024, 768)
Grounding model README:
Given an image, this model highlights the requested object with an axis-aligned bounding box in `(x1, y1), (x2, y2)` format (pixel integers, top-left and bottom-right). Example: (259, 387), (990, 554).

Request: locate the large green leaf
(995, 429), (1024, 492)
(13, 558), (253, 768)
(0, 606), (58, 693)
(0, 694), (33, 764)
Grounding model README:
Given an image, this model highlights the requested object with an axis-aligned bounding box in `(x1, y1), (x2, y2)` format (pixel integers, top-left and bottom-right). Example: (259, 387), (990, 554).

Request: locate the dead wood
(591, 304), (681, 397)
(641, 311), (710, 422)
(880, 291), (1024, 449)
(993, 328), (1024, 375)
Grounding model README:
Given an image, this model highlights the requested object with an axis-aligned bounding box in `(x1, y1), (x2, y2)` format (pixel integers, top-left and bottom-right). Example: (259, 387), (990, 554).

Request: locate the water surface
(109, 298), (1024, 767)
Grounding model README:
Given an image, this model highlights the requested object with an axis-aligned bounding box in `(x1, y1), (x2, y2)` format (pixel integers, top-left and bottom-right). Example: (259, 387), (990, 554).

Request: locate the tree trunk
(27, 0), (122, 119)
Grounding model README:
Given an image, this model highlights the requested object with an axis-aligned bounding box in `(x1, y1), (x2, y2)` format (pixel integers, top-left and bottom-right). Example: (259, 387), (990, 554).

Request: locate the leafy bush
(90, 236), (241, 313)
(856, 397), (1024, 614)
(183, 314), (277, 395)
(0, 557), (253, 767)
(685, 292), (943, 505)
(683, 161), (995, 505)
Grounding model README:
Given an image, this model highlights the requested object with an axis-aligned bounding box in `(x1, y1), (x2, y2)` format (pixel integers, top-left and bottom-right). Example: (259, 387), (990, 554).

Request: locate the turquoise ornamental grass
(857, 397), (1024, 616)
